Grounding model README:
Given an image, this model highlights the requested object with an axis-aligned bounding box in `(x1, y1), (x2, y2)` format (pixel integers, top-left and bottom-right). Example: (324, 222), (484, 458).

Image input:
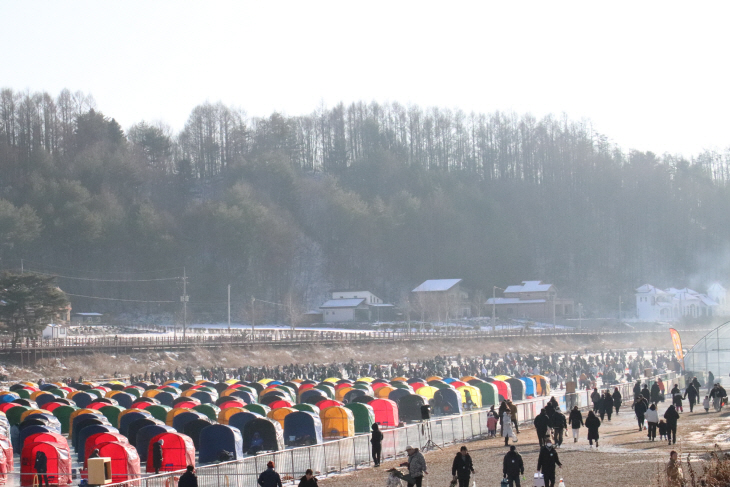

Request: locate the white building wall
(331, 291), (382, 304)
(323, 308), (356, 323)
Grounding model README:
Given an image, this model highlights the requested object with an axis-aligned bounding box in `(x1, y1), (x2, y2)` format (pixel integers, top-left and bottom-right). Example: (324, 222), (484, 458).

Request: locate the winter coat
(152, 442), (163, 470)
(645, 408), (659, 424)
(297, 476), (318, 487)
(585, 415), (601, 440)
(407, 450), (427, 478)
(487, 415), (498, 430)
(590, 391), (600, 404)
(603, 393), (614, 409)
(684, 384), (698, 402)
(257, 468), (283, 487)
(664, 406), (679, 427)
(612, 390), (622, 407)
(568, 409), (583, 429)
(34, 452), (47, 473)
(666, 459), (684, 487)
(703, 397), (710, 409)
(502, 450), (524, 477)
(178, 471), (198, 487)
(658, 422), (667, 435)
(549, 412), (566, 430)
(651, 383), (661, 402)
(634, 399), (648, 416)
(537, 446), (562, 474)
(502, 413), (513, 438)
(533, 413), (549, 433)
(370, 426), (383, 446)
(633, 382), (641, 397)
(641, 387), (651, 401)
(451, 453), (474, 479)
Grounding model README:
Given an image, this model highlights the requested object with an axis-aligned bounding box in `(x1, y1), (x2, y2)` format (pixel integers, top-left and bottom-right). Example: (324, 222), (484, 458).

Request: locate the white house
(708, 283), (730, 317)
(319, 290), (394, 323)
(320, 298), (370, 323)
(42, 323), (68, 339)
(412, 279), (471, 320)
(486, 280), (574, 322)
(635, 284), (718, 321)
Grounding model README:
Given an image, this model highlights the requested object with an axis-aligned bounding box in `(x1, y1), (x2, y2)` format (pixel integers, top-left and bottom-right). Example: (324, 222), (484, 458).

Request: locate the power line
(64, 293), (176, 303)
(20, 259), (183, 275)
(26, 270), (181, 283)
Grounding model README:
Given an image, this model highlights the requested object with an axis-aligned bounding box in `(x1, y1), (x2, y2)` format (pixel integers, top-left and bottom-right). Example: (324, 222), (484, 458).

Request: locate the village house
(319, 290), (395, 323)
(411, 279), (471, 321)
(708, 283), (730, 317)
(486, 280), (574, 322)
(635, 284), (719, 321)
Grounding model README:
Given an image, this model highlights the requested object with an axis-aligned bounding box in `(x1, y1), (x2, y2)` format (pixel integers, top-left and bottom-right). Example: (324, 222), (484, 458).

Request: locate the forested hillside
(1, 88), (729, 320)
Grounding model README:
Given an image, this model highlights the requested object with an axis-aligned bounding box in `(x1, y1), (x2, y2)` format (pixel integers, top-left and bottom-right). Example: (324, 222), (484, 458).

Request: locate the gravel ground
(318, 401), (730, 487)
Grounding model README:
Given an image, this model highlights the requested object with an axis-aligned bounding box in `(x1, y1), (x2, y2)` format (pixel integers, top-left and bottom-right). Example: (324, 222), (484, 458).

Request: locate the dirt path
(318, 402), (728, 487)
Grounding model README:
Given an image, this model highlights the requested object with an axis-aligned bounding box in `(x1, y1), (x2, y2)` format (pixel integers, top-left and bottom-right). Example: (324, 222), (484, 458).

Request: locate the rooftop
(412, 279), (462, 293)
(504, 281), (553, 294)
(486, 298), (547, 305)
(319, 299), (366, 309)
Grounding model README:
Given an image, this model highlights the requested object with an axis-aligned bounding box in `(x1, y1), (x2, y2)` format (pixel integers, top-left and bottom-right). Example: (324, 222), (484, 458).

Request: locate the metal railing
(106, 371), (678, 487)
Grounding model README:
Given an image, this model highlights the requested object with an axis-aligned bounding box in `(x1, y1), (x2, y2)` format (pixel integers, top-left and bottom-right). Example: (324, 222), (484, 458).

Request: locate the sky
(1, 1), (728, 156)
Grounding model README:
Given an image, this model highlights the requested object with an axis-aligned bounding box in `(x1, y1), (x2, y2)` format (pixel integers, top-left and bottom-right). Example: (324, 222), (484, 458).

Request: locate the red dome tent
(145, 432), (195, 473)
(0, 435), (12, 473)
(96, 442), (141, 484)
(369, 399), (399, 428)
(20, 441), (72, 486)
(84, 432), (129, 468)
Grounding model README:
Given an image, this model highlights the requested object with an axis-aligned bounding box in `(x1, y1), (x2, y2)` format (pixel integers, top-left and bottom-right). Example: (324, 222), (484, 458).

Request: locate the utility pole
(227, 285), (231, 332)
(492, 286), (497, 325)
(251, 296), (255, 335)
(578, 303), (583, 332)
(20, 259), (23, 273)
(181, 267), (188, 339)
(618, 295), (622, 323)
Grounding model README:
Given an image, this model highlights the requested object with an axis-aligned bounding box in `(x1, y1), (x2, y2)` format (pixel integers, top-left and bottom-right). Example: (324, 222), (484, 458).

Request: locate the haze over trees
(1, 88), (729, 321)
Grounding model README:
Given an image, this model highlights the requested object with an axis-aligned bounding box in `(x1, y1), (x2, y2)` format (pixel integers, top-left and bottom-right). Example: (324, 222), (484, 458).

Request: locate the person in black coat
(603, 390), (614, 421)
(612, 387), (622, 415)
(651, 382), (661, 404)
(34, 451), (48, 487)
(533, 409), (550, 447)
(537, 440), (562, 487)
(258, 461), (283, 487)
(152, 440), (164, 474)
(370, 423), (383, 466)
(585, 410), (601, 448)
(641, 385), (651, 402)
(549, 411), (567, 447)
(178, 466), (198, 487)
(297, 469), (318, 487)
(671, 385), (683, 412)
(568, 406), (583, 443)
(451, 446), (475, 487)
(633, 380), (642, 398)
(683, 382), (698, 412)
(663, 405), (680, 445)
(634, 396), (648, 431)
(502, 445), (524, 487)
(590, 388), (601, 413)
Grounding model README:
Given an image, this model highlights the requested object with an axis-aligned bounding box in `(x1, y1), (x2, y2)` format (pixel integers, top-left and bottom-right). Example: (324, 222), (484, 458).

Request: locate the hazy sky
(2, 1), (728, 156)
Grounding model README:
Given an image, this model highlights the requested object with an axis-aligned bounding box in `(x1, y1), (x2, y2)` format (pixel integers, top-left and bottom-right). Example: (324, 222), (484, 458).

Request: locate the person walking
(451, 446), (475, 487)
(585, 410), (601, 448)
(666, 451), (684, 487)
(537, 440), (562, 487)
(683, 382), (698, 413)
(671, 384), (683, 412)
(34, 451), (48, 487)
(178, 466), (198, 487)
(664, 405), (679, 445)
(258, 461), (283, 487)
(371, 423), (383, 466)
(603, 390), (614, 421)
(297, 469), (318, 487)
(502, 410), (514, 446)
(651, 381), (661, 404)
(533, 409), (549, 447)
(401, 446), (427, 487)
(590, 388), (601, 413)
(550, 409), (566, 447)
(641, 384), (651, 402)
(612, 387), (622, 415)
(502, 445), (524, 487)
(568, 406), (583, 443)
(508, 400), (520, 433)
(152, 439), (164, 474)
(634, 396), (648, 431)
(645, 404), (659, 441)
